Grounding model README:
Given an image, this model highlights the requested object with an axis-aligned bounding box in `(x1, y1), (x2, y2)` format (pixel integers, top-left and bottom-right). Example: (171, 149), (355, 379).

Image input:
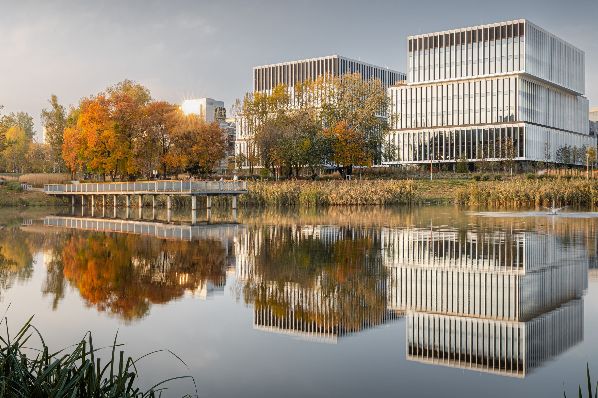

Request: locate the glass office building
(385, 20), (593, 166)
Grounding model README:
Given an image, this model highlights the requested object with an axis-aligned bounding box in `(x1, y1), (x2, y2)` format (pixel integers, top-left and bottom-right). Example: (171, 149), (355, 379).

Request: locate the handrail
(43, 180), (247, 194)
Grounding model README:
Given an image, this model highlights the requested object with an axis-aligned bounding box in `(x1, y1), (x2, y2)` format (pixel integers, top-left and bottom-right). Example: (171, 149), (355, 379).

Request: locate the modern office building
(385, 20), (594, 167)
(236, 55), (405, 167)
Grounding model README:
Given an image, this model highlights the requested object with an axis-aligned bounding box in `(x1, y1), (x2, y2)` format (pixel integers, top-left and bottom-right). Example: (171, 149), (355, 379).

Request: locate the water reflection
(382, 228), (587, 377)
(0, 209), (594, 378)
(235, 225), (400, 343)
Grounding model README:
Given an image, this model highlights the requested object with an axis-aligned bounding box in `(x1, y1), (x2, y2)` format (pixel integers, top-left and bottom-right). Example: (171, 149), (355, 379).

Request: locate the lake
(2, 205), (597, 397)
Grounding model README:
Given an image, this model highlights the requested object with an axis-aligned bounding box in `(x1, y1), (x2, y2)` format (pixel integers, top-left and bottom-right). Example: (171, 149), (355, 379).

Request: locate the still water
(2, 206), (597, 397)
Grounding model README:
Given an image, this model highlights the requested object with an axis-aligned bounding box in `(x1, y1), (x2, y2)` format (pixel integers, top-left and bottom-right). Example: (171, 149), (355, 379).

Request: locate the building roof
(407, 19), (583, 54)
(252, 54), (402, 74)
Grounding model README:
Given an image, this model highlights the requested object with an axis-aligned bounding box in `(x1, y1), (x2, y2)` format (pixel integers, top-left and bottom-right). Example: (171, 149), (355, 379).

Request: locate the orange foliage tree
(325, 121), (371, 177)
(166, 114), (226, 176)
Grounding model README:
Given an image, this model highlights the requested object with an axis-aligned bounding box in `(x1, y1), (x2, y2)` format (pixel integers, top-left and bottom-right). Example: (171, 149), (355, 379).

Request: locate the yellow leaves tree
(166, 114), (226, 176)
(2, 126), (30, 173)
(325, 121), (371, 178)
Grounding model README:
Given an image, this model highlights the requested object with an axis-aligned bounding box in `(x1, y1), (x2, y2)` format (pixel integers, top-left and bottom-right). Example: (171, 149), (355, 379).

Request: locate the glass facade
(387, 19), (593, 166)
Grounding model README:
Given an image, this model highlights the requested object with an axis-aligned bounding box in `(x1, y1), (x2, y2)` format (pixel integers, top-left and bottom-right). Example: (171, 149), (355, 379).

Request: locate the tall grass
(0, 316), (196, 397)
(18, 174), (71, 187)
(455, 178), (598, 208)
(564, 364), (597, 398)
(241, 180), (418, 206)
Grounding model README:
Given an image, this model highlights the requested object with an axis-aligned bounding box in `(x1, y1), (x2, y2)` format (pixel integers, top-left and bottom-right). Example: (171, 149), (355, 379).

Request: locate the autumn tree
(106, 80), (151, 178)
(325, 121), (370, 178)
(137, 101), (177, 178)
(0, 111), (35, 140)
(41, 95), (67, 171)
(166, 114), (226, 176)
(25, 143), (52, 173)
(2, 126), (30, 173)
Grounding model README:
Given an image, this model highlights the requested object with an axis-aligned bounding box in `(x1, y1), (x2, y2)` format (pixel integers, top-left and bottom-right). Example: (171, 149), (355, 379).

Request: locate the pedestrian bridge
(44, 180), (247, 196)
(43, 180), (247, 210)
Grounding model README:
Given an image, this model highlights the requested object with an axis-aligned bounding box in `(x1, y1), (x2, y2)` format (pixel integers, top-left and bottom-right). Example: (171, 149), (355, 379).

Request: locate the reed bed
(241, 180), (418, 206)
(0, 317), (195, 397)
(17, 173), (71, 187)
(455, 178), (598, 208)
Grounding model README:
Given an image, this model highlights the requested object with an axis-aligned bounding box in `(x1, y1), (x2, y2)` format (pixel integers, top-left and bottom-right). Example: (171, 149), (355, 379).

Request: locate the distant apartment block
(385, 19), (593, 167)
(236, 55), (405, 167)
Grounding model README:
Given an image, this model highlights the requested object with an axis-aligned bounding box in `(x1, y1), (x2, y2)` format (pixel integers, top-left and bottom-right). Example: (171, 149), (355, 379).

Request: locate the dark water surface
(2, 206), (597, 397)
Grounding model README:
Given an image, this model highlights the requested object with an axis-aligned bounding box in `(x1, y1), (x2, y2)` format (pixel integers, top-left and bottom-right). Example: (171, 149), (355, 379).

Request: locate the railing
(44, 180), (247, 194)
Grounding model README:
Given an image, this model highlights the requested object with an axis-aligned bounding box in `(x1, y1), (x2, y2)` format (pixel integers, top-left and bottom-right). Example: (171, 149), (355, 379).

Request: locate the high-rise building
(235, 55), (405, 167)
(385, 20), (593, 167)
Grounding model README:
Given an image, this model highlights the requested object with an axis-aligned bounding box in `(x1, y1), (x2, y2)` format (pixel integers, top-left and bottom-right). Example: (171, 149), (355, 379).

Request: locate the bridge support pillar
(91, 195), (95, 208)
(125, 195), (131, 208)
(232, 195), (238, 210)
(206, 196), (212, 209)
(81, 196), (86, 207)
(113, 195), (117, 209)
(71, 196), (75, 207)
(167, 195), (172, 210)
(191, 195), (197, 211)
(102, 195), (106, 208)
(152, 195), (156, 209)
(138, 195), (143, 208)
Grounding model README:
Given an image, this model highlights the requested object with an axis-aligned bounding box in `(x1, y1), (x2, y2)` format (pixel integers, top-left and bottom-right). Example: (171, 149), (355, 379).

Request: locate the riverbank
(2, 176), (597, 208)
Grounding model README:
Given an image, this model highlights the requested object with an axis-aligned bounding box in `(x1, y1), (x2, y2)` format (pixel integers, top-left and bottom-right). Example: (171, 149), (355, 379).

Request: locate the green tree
(41, 95), (67, 171)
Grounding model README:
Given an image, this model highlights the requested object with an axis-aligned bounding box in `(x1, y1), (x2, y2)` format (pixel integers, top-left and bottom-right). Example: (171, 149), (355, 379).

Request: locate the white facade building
(181, 97), (226, 123)
(235, 55), (405, 166)
(385, 20), (593, 166)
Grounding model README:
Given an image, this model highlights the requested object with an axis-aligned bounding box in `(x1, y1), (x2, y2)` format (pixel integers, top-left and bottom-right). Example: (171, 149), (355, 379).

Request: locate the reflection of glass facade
(407, 300), (583, 377)
(236, 225), (399, 343)
(386, 20), (593, 166)
(382, 227), (587, 376)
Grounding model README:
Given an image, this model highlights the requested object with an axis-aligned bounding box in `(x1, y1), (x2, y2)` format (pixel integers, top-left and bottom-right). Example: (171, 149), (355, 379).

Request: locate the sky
(1, 0), (597, 140)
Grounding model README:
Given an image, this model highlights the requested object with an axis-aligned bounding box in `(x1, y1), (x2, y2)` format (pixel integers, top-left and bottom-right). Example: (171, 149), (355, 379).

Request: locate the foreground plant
(564, 364), (597, 398)
(0, 316), (196, 397)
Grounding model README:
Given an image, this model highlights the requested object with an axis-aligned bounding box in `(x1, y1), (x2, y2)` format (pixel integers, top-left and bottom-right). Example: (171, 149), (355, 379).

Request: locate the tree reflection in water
(238, 227), (399, 340)
(50, 232), (229, 321)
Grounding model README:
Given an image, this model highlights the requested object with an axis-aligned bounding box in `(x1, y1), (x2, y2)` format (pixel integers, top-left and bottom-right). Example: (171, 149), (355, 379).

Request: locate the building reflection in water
(382, 227), (587, 377)
(235, 225), (401, 343)
(26, 213), (591, 375)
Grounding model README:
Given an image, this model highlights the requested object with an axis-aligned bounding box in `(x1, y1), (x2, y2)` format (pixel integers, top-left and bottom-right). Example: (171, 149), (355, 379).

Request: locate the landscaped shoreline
(4, 176), (598, 209)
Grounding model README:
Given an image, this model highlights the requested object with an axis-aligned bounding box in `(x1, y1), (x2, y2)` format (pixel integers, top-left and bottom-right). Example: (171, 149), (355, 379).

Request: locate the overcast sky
(1, 0), (597, 139)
